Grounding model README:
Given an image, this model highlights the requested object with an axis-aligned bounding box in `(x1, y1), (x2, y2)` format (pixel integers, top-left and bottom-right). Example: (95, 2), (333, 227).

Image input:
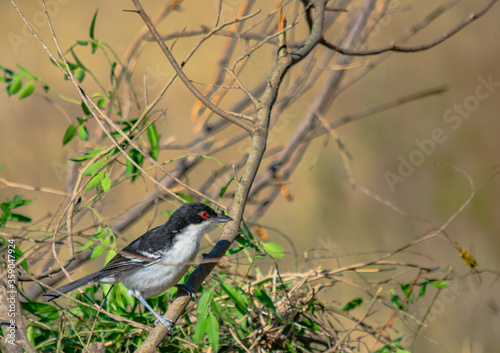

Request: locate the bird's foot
(176, 283), (196, 300)
(154, 317), (174, 333)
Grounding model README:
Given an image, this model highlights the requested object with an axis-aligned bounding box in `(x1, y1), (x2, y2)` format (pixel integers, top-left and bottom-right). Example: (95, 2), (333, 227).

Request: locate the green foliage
(0, 195), (33, 229)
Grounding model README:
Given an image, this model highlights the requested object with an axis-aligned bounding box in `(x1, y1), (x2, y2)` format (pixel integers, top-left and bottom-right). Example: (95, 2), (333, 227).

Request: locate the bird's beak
(215, 213), (233, 223)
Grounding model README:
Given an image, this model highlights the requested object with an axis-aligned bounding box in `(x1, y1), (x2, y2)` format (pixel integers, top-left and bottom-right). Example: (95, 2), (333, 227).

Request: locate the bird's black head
(167, 202), (232, 233)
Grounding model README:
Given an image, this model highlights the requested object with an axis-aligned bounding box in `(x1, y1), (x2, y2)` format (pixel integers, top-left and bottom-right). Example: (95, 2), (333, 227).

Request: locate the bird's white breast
(120, 223), (206, 298)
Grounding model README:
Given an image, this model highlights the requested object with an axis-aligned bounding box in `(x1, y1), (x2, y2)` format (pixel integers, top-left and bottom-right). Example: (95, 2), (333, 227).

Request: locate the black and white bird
(42, 202), (232, 331)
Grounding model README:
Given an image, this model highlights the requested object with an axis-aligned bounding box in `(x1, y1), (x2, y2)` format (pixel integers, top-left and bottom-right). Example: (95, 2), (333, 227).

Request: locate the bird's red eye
(201, 211), (208, 218)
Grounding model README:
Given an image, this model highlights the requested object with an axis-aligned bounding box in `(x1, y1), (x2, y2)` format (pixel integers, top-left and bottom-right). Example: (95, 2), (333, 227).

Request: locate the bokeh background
(1, 0), (499, 351)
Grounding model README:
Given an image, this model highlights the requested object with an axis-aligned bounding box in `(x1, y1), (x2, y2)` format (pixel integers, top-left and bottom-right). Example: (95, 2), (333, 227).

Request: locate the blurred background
(1, 0), (499, 351)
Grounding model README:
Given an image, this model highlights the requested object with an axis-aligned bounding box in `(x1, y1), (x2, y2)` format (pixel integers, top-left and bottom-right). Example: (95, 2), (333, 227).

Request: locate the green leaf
(86, 172), (105, 190)
(83, 160), (104, 176)
(90, 236), (110, 260)
(219, 178), (234, 198)
(126, 149), (144, 181)
(97, 98), (107, 108)
(70, 146), (106, 162)
(197, 290), (213, 315)
(429, 280), (449, 289)
(342, 298), (366, 312)
(91, 40), (100, 54)
(262, 242), (285, 258)
(78, 125), (90, 141)
(220, 283), (249, 315)
(9, 196), (33, 209)
(77, 240), (94, 253)
(75, 69), (85, 83)
(62, 125), (77, 145)
(89, 10), (98, 39)
(390, 294), (407, 311)
(8, 77), (22, 96)
(101, 176), (111, 193)
(90, 244), (106, 259)
(81, 101), (91, 115)
(147, 124), (159, 160)
(1, 203), (12, 218)
(254, 288), (276, 313)
(192, 292), (213, 345)
(16, 64), (36, 79)
(192, 314), (208, 344)
(418, 283), (427, 298)
(77, 40), (89, 46)
(395, 350), (412, 353)
(18, 81), (35, 99)
(400, 284), (414, 304)
(10, 214), (31, 223)
(176, 193), (195, 203)
(207, 313), (220, 352)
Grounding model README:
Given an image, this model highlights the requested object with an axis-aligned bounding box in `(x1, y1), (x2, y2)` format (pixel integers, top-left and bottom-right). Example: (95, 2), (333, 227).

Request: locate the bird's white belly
(120, 226), (202, 298)
(121, 261), (190, 298)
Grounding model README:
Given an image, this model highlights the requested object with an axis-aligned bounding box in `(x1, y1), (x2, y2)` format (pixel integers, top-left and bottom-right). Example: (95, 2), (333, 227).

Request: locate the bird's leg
(131, 290), (174, 332)
(175, 283), (196, 300)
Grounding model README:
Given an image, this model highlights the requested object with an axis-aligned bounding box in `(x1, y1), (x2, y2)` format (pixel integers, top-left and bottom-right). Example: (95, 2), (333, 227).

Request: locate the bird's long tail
(42, 272), (102, 302)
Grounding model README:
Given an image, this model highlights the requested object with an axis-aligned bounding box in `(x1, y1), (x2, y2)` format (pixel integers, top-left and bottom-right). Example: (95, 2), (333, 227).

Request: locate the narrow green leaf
(89, 10), (98, 39)
(342, 298), (366, 312)
(126, 149), (143, 181)
(8, 77), (22, 96)
(207, 313), (220, 352)
(147, 124), (159, 160)
(77, 240), (94, 253)
(176, 193), (195, 203)
(192, 317), (208, 344)
(254, 288), (276, 312)
(70, 147), (106, 162)
(63, 125), (77, 145)
(83, 160), (104, 176)
(77, 40), (89, 46)
(197, 290), (213, 315)
(81, 101), (91, 115)
(219, 178), (234, 198)
(9, 196), (33, 209)
(101, 177), (111, 193)
(10, 214), (31, 223)
(18, 81), (34, 99)
(429, 280), (449, 289)
(220, 283), (249, 315)
(86, 172), (104, 190)
(16, 64), (36, 79)
(262, 242), (285, 258)
(419, 283), (427, 298)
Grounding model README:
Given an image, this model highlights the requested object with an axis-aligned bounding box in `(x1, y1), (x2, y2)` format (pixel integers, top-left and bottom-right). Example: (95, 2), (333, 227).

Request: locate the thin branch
(320, 0), (498, 56)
